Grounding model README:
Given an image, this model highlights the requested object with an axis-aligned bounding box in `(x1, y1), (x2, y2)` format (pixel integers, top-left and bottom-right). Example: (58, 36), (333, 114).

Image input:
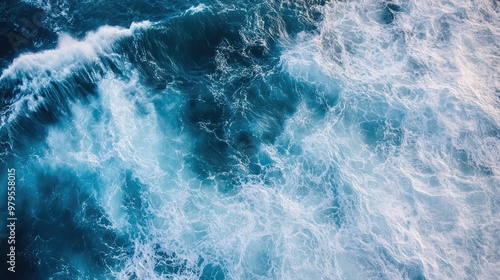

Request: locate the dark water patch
(226, 73), (300, 143)
(233, 130), (258, 157)
(214, 71), (301, 181)
(27, 0), (197, 39)
(436, 15), (452, 44)
(329, 192), (346, 229)
(201, 263), (226, 280)
(181, 80), (231, 177)
(122, 8), (245, 81)
(123, 0), (329, 86)
(268, 0), (325, 35)
(99, 55), (124, 77)
(11, 169), (132, 279)
(248, 44), (267, 59)
(124, 24), (305, 186)
(0, 0), (58, 70)
(110, 1), (330, 184)
(381, 3), (402, 25)
(151, 247), (192, 277)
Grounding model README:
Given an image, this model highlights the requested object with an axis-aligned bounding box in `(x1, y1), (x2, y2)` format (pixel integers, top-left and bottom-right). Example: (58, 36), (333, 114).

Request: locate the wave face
(0, 0), (499, 279)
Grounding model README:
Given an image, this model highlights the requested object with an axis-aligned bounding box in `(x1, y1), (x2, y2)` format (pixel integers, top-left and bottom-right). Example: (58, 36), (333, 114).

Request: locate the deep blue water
(0, 0), (499, 279)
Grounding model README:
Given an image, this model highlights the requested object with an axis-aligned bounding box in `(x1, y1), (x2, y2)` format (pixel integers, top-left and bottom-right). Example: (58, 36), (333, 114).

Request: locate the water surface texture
(0, 0), (499, 279)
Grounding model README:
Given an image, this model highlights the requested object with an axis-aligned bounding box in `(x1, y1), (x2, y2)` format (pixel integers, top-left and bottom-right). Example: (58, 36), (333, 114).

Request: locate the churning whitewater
(0, 0), (499, 279)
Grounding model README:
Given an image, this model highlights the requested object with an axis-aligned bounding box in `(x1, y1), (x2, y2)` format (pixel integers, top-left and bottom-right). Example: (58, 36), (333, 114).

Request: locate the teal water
(0, 0), (499, 279)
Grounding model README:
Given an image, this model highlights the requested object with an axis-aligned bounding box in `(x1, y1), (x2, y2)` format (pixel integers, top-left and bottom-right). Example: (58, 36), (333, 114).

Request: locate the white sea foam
(185, 4), (210, 15)
(280, 0), (500, 278)
(43, 0), (500, 278)
(0, 21), (151, 127)
(7, 0), (499, 279)
(1, 21), (150, 81)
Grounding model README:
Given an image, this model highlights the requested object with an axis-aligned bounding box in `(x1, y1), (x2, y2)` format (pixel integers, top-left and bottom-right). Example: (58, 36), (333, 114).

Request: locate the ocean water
(0, 0), (499, 279)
